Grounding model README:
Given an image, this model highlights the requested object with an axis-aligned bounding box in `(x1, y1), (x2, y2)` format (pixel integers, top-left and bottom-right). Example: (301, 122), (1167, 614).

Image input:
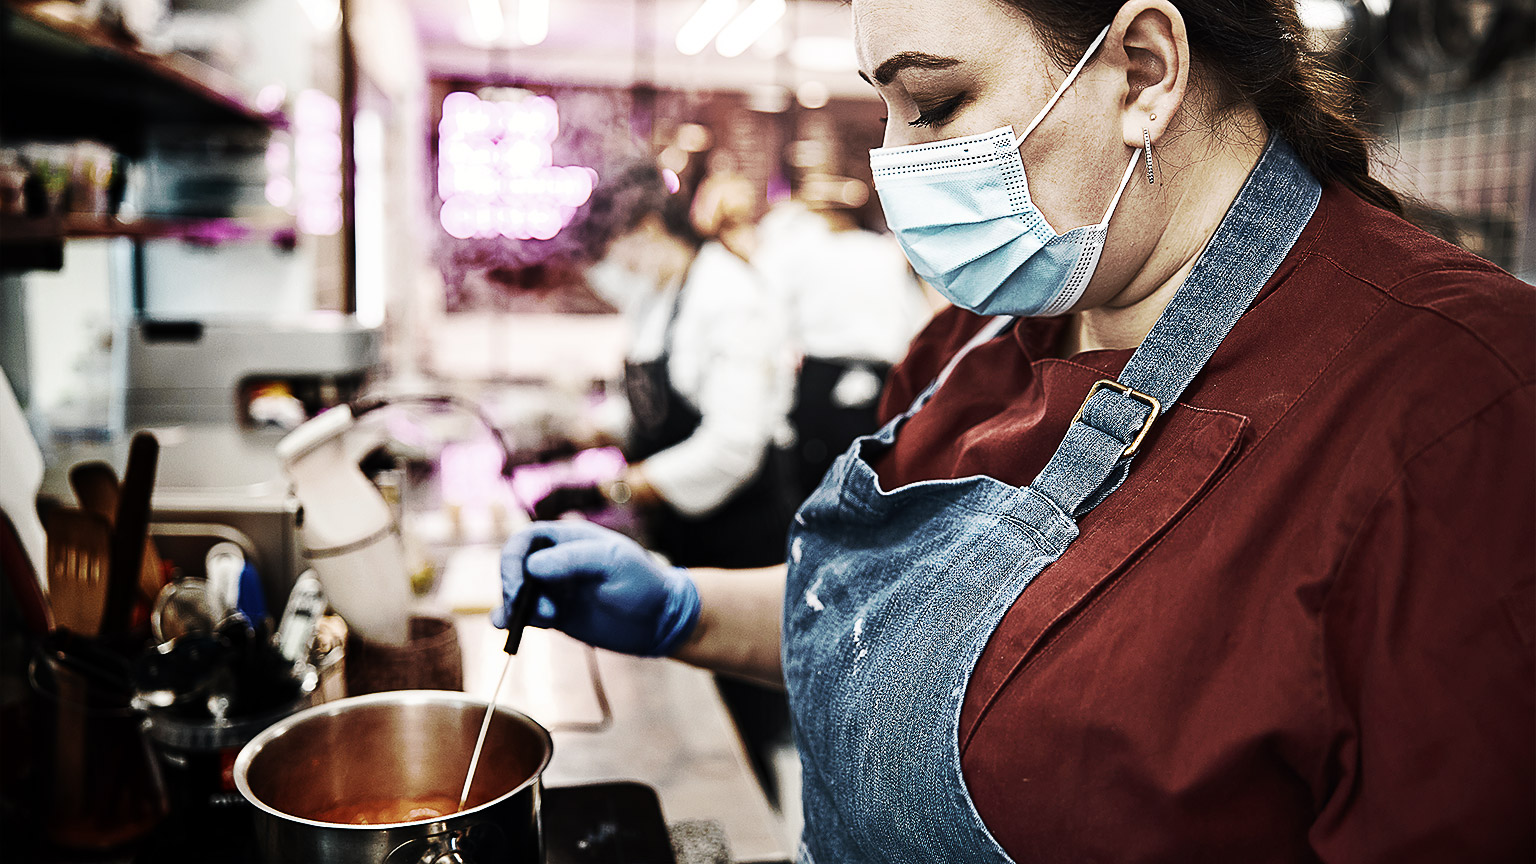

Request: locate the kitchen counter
(446, 547), (792, 863)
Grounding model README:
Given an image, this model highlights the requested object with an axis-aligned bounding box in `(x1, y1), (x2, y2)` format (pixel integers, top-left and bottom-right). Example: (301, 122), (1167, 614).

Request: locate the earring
(1144, 128), (1155, 184)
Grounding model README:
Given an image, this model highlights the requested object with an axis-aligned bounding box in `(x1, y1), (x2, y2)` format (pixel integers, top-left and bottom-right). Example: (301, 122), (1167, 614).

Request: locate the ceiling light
(716, 0), (785, 58)
(677, 0), (739, 56)
(466, 0), (505, 43)
(296, 0), (339, 32)
(518, 0), (547, 46)
(788, 36), (858, 72)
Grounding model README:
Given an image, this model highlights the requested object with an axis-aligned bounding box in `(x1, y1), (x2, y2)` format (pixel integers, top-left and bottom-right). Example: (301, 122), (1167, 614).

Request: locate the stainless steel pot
(234, 690), (552, 864)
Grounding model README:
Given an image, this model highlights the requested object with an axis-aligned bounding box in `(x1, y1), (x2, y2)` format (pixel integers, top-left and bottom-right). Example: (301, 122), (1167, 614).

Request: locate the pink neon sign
(437, 91), (597, 241)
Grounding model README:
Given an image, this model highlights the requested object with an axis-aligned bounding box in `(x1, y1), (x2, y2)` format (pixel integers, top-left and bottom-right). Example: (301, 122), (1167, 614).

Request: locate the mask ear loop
(1011, 24), (1113, 149)
(1097, 148), (1144, 227)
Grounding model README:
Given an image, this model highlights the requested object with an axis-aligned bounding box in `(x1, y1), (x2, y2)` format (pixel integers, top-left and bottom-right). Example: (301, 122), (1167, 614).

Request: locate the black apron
(623, 283), (796, 570)
(788, 356), (893, 500)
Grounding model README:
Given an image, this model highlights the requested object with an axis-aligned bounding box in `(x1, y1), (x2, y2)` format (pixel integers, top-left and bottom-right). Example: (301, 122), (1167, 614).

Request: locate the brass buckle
(1072, 379), (1163, 458)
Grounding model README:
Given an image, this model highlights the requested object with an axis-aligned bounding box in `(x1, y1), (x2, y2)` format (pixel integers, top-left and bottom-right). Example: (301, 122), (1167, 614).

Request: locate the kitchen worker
(498, 1), (1536, 861)
(754, 195), (935, 498)
(553, 157), (797, 570)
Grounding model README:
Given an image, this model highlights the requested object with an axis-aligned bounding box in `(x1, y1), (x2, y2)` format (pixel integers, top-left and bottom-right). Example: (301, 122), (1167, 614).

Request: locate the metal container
(234, 691), (552, 863)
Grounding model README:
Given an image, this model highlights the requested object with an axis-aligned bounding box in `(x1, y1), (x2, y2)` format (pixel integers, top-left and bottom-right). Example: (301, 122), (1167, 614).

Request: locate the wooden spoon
(69, 460), (165, 627)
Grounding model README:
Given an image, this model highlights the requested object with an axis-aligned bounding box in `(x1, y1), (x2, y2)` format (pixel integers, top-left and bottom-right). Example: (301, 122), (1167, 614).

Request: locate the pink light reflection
(508, 447), (627, 514)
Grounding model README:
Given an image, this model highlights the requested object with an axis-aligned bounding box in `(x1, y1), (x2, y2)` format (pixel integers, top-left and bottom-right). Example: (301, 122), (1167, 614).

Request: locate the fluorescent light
(518, 0), (547, 46)
(467, 0), (504, 44)
(788, 35), (857, 72)
(716, 0), (785, 58)
(676, 0), (738, 56)
(296, 0), (340, 32)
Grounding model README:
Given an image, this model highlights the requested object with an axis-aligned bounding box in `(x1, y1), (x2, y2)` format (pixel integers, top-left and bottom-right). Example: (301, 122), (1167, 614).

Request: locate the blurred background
(0, 0), (1531, 438)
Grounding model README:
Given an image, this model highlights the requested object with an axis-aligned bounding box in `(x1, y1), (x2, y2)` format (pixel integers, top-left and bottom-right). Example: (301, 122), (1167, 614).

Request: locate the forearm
(671, 563), (787, 688)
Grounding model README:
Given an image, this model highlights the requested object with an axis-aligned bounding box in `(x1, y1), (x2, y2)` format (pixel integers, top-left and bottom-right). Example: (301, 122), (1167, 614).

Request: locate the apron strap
(1029, 136), (1322, 517)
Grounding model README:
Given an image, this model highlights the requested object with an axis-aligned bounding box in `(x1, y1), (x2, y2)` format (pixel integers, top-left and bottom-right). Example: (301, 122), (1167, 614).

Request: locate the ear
(1108, 0), (1189, 149)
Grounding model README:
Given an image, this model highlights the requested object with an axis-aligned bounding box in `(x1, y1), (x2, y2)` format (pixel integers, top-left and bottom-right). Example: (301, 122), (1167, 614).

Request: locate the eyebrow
(859, 51), (962, 86)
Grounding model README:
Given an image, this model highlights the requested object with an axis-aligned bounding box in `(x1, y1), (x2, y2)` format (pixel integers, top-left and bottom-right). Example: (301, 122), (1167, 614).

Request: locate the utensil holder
(28, 654), (168, 851)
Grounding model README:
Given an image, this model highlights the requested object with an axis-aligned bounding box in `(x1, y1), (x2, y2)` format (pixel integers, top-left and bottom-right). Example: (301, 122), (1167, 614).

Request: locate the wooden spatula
(45, 508), (113, 637)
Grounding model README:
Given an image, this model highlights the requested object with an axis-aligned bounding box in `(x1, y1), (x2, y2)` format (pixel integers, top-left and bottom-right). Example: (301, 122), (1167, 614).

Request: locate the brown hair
(1005, 0), (1406, 215)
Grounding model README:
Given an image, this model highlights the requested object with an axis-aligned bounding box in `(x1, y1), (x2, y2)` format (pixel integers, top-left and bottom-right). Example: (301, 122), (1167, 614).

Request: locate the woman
(498, 1), (1535, 861)
(554, 159), (797, 570)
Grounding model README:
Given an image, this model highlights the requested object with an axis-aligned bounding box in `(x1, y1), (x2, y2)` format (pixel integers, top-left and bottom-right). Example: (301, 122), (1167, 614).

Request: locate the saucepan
(234, 690), (552, 863)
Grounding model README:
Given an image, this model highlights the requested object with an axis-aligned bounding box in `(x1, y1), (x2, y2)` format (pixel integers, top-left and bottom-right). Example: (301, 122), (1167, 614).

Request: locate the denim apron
(782, 137), (1322, 863)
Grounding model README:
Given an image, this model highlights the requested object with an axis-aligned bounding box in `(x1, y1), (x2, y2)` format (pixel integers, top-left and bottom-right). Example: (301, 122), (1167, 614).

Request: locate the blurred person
(545, 157), (797, 570)
(754, 191), (937, 497)
(690, 169), (760, 262)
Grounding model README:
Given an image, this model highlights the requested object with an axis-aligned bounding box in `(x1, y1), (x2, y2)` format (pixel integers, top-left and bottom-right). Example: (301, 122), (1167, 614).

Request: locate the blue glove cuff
(649, 567), (702, 658)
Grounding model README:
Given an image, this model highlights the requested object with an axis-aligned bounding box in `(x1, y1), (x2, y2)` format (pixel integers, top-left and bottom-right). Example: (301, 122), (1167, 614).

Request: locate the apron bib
(782, 137), (1321, 863)
(624, 279), (797, 570)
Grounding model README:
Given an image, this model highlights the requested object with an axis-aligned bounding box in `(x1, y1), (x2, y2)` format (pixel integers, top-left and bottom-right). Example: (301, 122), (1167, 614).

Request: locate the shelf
(0, 1), (282, 156)
(0, 213), (297, 244)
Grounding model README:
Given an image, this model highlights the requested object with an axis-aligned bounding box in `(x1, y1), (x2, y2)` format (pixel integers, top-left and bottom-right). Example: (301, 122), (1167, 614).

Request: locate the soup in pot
(312, 795), (462, 825)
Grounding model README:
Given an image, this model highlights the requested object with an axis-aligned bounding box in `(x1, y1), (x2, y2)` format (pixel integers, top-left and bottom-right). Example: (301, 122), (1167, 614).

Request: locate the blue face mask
(870, 26), (1143, 317)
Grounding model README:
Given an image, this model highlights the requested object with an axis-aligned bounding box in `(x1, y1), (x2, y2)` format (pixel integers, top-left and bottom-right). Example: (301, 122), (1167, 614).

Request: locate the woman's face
(853, 0), (1139, 271)
(605, 214), (677, 289)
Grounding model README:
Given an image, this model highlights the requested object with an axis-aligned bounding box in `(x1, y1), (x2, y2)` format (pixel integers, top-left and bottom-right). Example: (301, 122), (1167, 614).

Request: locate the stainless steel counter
(448, 559), (791, 863)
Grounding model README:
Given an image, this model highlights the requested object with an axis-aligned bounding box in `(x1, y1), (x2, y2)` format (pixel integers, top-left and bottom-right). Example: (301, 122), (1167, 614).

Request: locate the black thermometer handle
(504, 536), (554, 654)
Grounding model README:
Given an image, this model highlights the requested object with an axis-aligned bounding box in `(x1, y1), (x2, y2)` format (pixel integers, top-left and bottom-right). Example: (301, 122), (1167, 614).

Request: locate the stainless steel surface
(236, 690), (551, 864)
(126, 319), (379, 427)
(454, 610), (792, 862)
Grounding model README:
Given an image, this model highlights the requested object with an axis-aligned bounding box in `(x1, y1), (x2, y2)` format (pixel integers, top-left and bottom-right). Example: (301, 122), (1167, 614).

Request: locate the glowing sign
(437, 91), (597, 241)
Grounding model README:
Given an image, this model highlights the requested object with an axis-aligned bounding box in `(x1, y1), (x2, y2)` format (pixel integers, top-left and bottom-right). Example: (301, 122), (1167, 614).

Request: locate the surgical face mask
(870, 25), (1142, 317)
(586, 258), (656, 312)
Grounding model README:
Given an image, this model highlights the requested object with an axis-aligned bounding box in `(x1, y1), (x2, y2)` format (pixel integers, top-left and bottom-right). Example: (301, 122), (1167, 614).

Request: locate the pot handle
(385, 825), (510, 864)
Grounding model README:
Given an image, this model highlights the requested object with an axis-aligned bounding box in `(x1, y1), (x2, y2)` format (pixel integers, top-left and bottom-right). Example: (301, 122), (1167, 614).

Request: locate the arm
(641, 252), (792, 517)
(672, 564), (787, 687)
(495, 522), (786, 686)
(1310, 383), (1534, 862)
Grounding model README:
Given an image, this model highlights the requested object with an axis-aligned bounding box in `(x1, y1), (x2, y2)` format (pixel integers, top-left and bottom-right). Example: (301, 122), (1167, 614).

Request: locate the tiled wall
(1372, 55), (1536, 281)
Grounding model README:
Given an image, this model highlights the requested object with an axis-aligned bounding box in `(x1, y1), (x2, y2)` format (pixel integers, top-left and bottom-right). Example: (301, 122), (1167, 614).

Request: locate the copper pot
(234, 690), (551, 863)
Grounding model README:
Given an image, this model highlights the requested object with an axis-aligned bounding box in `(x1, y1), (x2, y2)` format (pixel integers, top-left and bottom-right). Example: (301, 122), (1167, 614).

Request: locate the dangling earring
(1143, 128), (1155, 184)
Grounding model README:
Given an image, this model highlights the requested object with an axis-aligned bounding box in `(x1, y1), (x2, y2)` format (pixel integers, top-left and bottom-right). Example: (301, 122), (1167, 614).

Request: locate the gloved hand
(530, 483), (606, 521)
(492, 520), (700, 657)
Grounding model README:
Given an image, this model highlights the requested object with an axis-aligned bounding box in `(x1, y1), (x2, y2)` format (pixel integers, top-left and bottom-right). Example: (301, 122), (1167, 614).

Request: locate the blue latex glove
(492, 521), (700, 658)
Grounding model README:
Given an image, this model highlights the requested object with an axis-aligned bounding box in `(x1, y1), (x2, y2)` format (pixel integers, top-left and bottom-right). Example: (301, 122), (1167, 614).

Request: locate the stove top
(124, 781), (676, 864)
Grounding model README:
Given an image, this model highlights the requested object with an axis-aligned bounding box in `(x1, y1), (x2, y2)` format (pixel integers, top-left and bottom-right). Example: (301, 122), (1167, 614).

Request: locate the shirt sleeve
(643, 250), (792, 517)
(1310, 382), (1535, 863)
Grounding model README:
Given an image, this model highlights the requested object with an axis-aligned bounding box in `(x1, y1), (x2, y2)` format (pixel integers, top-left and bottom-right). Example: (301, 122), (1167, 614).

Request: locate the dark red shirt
(877, 185), (1535, 863)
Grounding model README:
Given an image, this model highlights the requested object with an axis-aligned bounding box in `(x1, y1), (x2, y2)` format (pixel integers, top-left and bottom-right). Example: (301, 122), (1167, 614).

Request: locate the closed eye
(909, 94), (966, 129)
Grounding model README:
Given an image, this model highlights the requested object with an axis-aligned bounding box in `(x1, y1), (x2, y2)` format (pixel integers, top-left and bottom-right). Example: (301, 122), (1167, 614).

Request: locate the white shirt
(603, 242), (794, 517)
(754, 203), (933, 365)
